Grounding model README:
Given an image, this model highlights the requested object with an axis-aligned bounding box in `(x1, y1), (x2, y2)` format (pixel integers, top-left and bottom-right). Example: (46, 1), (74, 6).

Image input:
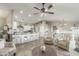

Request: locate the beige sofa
(57, 40), (70, 51)
(57, 33), (71, 51)
(0, 42), (16, 56)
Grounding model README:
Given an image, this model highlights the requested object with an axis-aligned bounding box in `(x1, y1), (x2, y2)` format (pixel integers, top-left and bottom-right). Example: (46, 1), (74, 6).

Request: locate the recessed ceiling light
(15, 16), (18, 19)
(20, 10), (23, 14)
(28, 14), (31, 17)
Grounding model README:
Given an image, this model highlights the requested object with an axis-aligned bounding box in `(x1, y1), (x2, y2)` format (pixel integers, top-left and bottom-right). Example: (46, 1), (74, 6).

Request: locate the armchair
(44, 33), (53, 45)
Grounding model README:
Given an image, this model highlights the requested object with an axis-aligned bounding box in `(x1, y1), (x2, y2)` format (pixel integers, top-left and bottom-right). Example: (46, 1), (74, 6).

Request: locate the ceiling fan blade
(48, 4), (53, 9)
(45, 11), (54, 14)
(33, 7), (40, 10)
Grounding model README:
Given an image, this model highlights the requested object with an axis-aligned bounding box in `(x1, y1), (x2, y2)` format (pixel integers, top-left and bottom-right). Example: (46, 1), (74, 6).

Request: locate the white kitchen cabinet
(12, 33), (39, 44)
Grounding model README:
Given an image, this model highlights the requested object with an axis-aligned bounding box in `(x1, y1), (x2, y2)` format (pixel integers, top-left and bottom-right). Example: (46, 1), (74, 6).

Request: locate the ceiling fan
(33, 3), (54, 15)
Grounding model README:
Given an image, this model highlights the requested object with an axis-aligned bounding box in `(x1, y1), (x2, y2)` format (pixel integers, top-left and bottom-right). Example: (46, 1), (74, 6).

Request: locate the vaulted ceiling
(0, 3), (79, 24)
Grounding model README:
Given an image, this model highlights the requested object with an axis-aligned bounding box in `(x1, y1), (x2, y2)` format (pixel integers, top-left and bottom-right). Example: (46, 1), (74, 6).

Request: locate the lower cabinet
(12, 34), (39, 44)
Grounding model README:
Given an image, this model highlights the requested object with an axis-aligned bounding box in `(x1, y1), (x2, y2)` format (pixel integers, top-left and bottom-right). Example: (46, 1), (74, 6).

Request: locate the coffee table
(32, 45), (57, 56)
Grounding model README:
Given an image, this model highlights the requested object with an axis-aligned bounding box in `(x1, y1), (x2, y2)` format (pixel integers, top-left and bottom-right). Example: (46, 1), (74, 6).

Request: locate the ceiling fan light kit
(33, 3), (54, 16)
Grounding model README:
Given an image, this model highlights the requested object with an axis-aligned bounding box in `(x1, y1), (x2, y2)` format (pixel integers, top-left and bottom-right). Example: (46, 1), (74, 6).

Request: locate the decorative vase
(40, 45), (46, 53)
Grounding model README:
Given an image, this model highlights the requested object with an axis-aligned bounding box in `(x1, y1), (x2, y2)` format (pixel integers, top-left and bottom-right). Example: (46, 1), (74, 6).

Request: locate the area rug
(32, 45), (57, 56)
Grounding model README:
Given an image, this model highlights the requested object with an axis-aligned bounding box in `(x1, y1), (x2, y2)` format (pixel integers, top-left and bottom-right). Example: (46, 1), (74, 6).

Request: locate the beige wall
(0, 12), (13, 30)
(0, 16), (12, 30)
(0, 18), (5, 27)
(4, 10), (14, 28)
(5, 13), (12, 28)
(0, 18), (6, 30)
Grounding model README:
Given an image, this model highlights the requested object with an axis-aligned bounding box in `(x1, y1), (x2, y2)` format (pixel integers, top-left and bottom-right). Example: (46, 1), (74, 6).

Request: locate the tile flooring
(15, 40), (79, 56)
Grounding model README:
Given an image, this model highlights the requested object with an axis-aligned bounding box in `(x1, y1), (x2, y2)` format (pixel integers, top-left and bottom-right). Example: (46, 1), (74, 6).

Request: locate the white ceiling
(0, 3), (79, 23)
